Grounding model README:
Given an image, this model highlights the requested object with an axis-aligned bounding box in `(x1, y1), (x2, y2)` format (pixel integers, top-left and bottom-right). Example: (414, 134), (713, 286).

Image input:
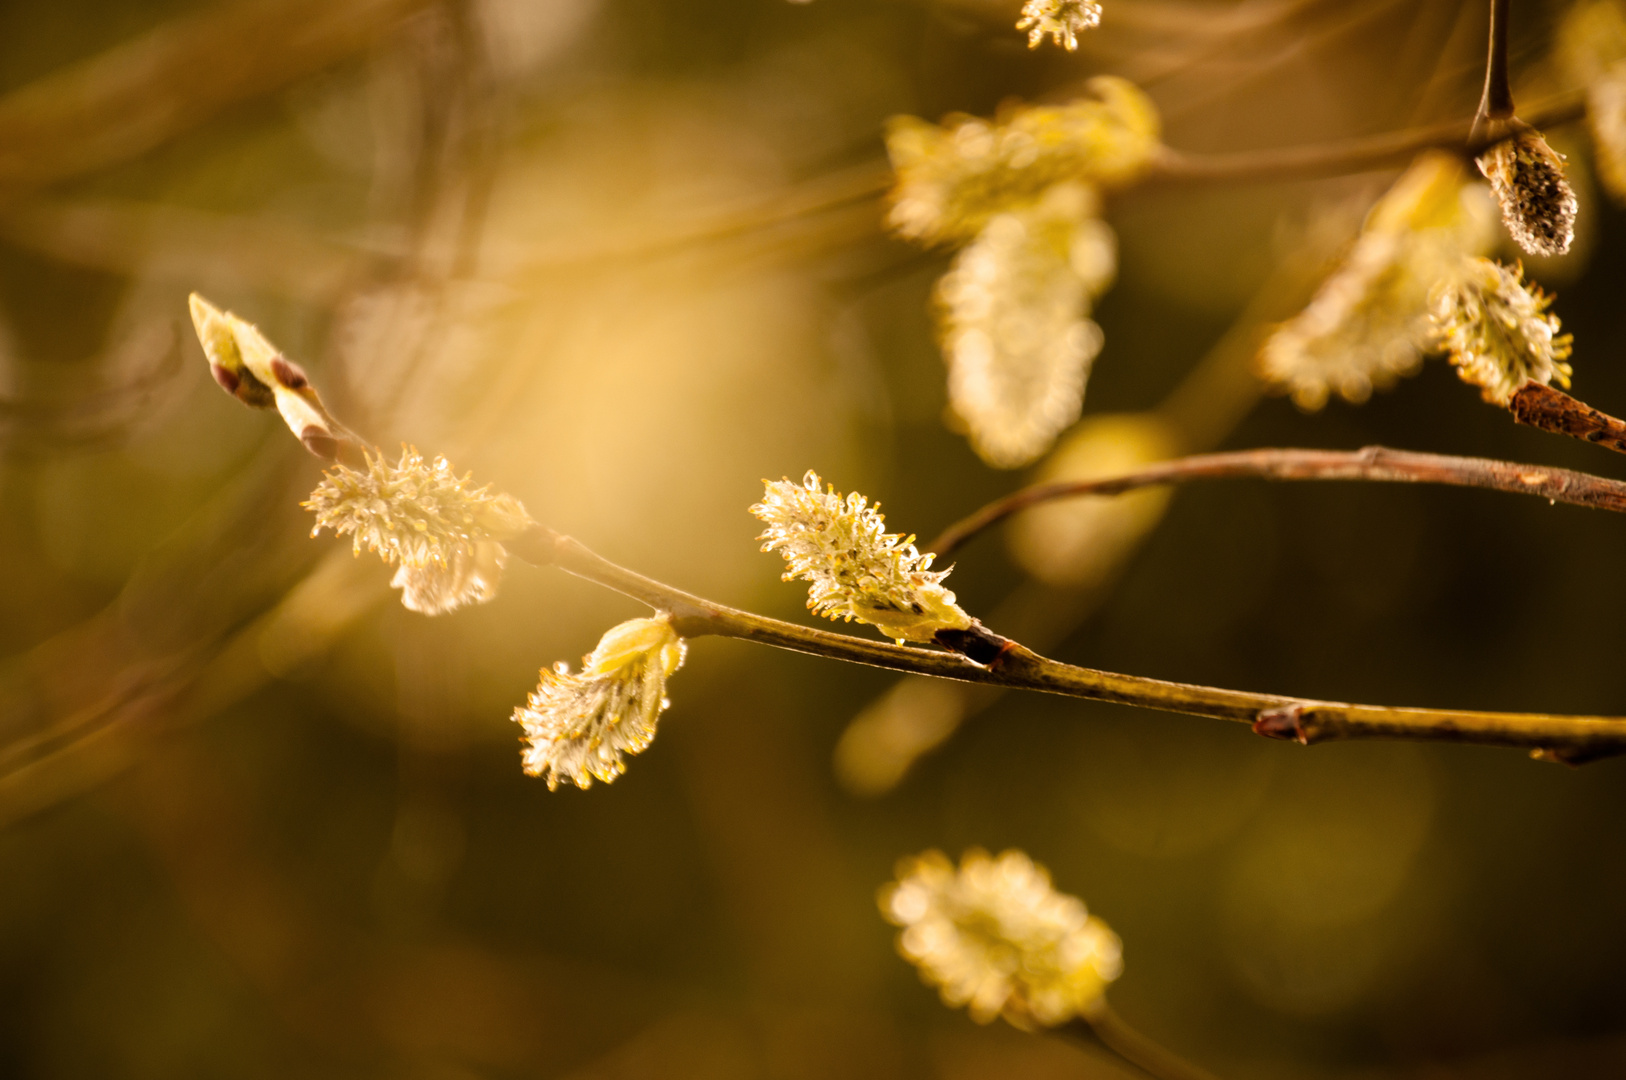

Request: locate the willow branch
(506, 91), (1589, 272)
(924, 445), (1626, 557)
(502, 519), (1626, 765)
(196, 307), (1626, 766)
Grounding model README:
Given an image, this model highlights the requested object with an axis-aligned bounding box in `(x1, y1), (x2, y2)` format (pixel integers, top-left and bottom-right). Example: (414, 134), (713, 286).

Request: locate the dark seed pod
(1477, 128), (1579, 257)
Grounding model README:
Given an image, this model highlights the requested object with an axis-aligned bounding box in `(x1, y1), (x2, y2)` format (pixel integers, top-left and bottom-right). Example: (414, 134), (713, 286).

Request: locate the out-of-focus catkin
(884, 77), (1157, 246)
(879, 848), (1123, 1029)
(1259, 152), (1497, 410)
(936, 184), (1111, 468)
(1017, 0), (1102, 51)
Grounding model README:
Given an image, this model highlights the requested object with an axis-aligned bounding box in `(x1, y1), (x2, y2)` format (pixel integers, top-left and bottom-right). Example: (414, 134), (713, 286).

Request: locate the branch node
(933, 622), (1017, 667)
(1253, 704), (1308, 744)
(299, 425), (338, 461)
(506, 523), (563, 568)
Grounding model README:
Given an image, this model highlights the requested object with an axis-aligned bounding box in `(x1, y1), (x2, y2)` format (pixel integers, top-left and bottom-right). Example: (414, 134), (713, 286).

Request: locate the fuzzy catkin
(1477, 130), (1578, 257)
(305, 447), (532, 613)
(884, 77), (1159, 246)
(751, 471), (972, 643)
(879, 849), (1123, 1029)
(936, 184), (1110, 467)
(1258, 152), (1497, 410)
(1430, 258), (1573, 406)
(1017, 0), (1102, 51)
(514, 617), (688, 790)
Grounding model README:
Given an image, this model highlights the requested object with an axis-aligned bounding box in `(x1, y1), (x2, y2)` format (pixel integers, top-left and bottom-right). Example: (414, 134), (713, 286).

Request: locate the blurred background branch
(0, 0), (433, 202)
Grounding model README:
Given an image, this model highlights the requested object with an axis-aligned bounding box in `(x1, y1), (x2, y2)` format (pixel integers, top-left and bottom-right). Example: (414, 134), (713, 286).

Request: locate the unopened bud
(189, 292), (350, 456)
(192, 294), (277, 409)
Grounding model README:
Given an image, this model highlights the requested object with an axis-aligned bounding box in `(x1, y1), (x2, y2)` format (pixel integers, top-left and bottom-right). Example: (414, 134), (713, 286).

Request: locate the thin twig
(1065, 1008), (1222, 1080)
(177, 308), (1626, 765)
(0, 198), (387, 302)
(509, 160), (892, 278)
(502, 519), (1626, 764)
(206, 326), (1626, 766)
(1475, 0), (1516, 129)
(1510, 383), (1626, 456)
(483, 93), (1585, 275)
(0, 0), (430, 203)
(1145, 91), (1583, 185)
(923, 445), (1626, 557)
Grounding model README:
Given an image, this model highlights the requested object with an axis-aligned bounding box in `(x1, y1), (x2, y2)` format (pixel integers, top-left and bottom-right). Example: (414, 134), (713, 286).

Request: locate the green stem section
(506, 523), (1626, 764)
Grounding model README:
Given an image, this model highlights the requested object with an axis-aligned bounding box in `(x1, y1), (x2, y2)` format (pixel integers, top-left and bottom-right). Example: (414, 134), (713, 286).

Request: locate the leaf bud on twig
(188, 292), (352, 459)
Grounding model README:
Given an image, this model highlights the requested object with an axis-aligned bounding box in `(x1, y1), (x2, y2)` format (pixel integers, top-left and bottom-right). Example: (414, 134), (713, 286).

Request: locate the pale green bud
(189, 292), (347, 458)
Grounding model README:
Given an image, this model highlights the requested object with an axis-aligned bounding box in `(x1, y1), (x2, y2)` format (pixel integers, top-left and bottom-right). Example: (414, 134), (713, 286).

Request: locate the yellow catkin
(751, 471), (972, 643)
(513, 617), (688, 790)
(879, 848), (1123, 1029)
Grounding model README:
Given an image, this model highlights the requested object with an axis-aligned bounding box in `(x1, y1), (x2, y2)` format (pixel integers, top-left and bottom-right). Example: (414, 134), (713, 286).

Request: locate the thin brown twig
(178, 307), (1626, 765)
(509, 160), (893, 278)
(923, 444), (1626, 557)
(456, 92), (1589, 280)
(529, 92), (1591, 267)
(1144, 91), (1584, 185)
(1065, 1007), (1222, 1080)
(501, 518), (1626, 765)
(1510, 383), (1626, 456)
(268, 380), (1626, 765)
(1476, 0), (1516, 129)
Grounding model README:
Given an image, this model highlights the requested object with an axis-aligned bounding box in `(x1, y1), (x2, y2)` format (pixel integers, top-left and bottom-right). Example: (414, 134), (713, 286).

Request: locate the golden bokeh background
(2, 0), (1625, 1076)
